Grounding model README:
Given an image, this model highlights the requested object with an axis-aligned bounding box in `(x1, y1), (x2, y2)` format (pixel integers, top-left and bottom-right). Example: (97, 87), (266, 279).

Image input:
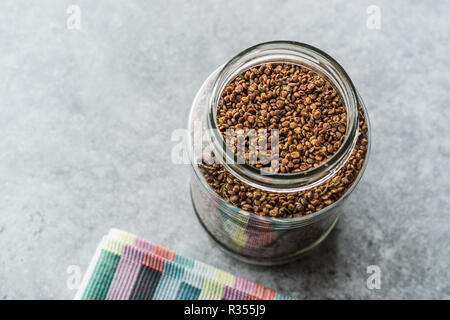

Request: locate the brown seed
(276, 100), (285, 108)
(327, 145), (334, 153)
(313, 110), (321, 119)
(315, 79), (324, 86)
(269, 207), (279, 217)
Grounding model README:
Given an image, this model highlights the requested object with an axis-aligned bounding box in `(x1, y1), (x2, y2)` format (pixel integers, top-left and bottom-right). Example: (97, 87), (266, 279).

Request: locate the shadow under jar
(188, 41), (371, 265)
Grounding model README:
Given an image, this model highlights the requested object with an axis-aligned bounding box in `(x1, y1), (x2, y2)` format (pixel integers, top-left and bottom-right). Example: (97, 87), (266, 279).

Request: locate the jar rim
(207, 41), (360, 193)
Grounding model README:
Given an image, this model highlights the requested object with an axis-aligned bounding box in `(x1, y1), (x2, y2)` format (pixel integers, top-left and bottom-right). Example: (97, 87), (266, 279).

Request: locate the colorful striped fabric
(75, 229), (293, 300)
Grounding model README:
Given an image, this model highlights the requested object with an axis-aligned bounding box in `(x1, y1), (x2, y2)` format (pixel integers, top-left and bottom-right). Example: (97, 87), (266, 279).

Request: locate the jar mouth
(207, 41), (360, 193)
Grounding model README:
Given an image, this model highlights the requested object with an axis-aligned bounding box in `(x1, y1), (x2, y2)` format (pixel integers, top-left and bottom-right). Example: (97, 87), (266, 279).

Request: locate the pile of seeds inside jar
(199, 63), (368, 218)
(216, 63), (347, 173)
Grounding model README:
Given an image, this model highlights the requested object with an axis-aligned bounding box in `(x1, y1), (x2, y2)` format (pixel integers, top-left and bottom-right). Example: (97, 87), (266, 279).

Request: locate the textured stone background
(0, 0), (448, 299)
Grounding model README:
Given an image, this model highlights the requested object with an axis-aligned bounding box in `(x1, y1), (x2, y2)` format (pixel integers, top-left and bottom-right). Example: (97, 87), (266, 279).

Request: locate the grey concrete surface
(0, 0), (449, 299)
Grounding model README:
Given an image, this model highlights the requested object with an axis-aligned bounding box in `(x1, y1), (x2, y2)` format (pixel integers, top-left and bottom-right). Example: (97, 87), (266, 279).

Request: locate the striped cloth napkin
(75, 229), (292, 300)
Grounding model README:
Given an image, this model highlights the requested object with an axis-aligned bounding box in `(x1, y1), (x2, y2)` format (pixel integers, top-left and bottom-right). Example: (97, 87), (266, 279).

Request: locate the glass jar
(188, 41), (371, 265)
